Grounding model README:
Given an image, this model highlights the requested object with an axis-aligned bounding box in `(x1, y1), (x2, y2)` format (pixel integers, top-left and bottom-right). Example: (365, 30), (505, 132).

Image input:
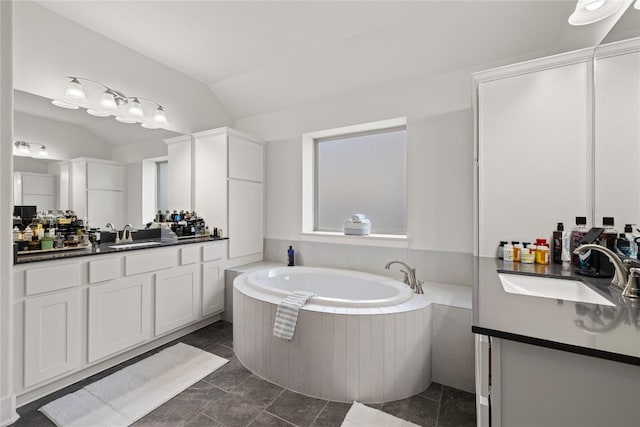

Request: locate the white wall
(14, 111), (112, 160)
(237, 67), (474, 254)
(12, 157), (50, 174)
(14, 1), (234, 135)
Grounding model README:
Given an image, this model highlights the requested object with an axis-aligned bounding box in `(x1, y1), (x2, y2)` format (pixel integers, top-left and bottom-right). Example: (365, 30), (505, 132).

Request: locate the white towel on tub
(273, 291), (316, 340)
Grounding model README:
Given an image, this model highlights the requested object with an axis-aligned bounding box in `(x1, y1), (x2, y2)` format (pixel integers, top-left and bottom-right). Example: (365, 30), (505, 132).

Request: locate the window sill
(300, 231), (409, 248)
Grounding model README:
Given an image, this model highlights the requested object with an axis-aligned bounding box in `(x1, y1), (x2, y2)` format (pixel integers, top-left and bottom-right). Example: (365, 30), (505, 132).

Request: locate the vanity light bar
(14, 141), (48, 157)
(51, 77), (170, 129)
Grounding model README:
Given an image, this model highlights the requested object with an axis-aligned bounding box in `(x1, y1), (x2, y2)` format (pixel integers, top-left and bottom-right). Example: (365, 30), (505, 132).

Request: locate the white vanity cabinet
(14, 239), (227, 405)
(24, 290), (81, 388)
(155, 264), (200, 335)
(88, 276), (152, 363)
(68, 157), (125, 228)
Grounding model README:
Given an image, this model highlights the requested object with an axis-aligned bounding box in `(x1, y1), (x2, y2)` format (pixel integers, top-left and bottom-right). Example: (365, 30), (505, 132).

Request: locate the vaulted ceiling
(33, 0), (618, 122)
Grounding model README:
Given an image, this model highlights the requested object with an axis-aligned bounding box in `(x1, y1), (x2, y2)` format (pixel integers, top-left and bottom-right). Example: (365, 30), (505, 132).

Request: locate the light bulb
(64, 78), (87, 102)
(99, 90), (117, 111)
(115, 116), (137, 124)
(585, 0), (605, 11)
(635, 0), (639, 10)
(128, 98), (144, 120)
(18, 142), (30, 153)
(141, 123), (159, 129)
(52, 99), (79, 109)
(38, 145), (48, 156)
(152, 106), (169, 126)
(568, 0), (625, 26)
(87, 109), (111, 117)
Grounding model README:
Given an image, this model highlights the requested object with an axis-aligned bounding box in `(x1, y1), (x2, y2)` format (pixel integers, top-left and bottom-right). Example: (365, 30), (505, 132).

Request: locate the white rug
(341, 402), (421, 427)
(40, 343), (228, 427)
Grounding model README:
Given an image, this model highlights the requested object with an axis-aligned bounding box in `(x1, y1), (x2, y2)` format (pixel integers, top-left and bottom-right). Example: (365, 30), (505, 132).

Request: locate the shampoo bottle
(287, 246), (295, 267)
(552, 222), (564, 265)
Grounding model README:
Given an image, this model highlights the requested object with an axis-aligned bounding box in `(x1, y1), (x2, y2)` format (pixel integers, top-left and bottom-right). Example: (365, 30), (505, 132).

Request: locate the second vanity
(13, 237), (229, 406)
(474, 258), (640, 427)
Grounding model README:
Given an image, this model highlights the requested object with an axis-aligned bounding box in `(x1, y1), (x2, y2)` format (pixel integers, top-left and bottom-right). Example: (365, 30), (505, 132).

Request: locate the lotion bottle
(287, 246), (295, 266)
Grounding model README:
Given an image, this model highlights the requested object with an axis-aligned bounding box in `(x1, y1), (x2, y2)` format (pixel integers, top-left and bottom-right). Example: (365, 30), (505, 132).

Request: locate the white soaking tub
(233, 266), (432, 403)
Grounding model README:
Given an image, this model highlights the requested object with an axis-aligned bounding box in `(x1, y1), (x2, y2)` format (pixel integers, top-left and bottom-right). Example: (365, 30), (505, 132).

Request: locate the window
(302, 118), (407, 237)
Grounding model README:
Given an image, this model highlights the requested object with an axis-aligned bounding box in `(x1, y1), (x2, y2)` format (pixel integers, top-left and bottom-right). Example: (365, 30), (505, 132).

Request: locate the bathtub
(233, 266), (432, 403)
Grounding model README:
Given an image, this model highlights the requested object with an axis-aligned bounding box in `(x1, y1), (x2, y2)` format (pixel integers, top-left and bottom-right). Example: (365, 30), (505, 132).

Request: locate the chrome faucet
(574, 244), (629, 289)
(384, 260), (424, 294)
(121, 224), (133, 243)
(105, 222), (119, 243)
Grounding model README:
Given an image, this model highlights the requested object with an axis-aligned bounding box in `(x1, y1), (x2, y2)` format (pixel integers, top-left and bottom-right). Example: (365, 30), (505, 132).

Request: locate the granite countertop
(15, 236), (229, 265)
(473, 257), (640, 366)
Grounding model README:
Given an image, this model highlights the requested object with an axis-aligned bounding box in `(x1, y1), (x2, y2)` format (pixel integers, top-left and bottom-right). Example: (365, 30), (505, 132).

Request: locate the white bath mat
(40, 343), (228, 427)
(341, 402), (421, 427)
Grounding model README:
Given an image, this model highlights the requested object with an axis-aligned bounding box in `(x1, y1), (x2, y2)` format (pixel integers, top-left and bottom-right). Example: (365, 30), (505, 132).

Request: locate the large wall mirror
(594, 5), (640, 230)
(13, 89), (182, 227)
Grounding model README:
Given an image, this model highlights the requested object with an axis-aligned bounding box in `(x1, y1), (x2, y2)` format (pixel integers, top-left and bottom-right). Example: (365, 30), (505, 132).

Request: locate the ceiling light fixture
(13, 141), (48, 157)
(568, 0), (626, 25)
(52, 76), (170, 128)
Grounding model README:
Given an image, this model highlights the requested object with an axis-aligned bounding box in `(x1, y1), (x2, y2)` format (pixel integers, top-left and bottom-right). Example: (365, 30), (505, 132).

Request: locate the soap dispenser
(287, 246), (295, 267)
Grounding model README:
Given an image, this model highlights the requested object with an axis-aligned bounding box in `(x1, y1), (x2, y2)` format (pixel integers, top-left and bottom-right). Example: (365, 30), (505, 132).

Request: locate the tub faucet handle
(399, 269), (411, 287)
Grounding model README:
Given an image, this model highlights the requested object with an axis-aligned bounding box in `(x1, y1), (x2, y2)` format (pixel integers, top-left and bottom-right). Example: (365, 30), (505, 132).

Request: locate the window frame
(301, 117), (408, 246)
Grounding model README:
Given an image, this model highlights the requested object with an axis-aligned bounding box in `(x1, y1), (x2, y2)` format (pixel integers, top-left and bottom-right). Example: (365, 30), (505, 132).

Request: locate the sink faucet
(105, 223), (119, 243)
(574, 244), (629, 289)
(384, 260), (424, 294)
(121, 224), (133, 243)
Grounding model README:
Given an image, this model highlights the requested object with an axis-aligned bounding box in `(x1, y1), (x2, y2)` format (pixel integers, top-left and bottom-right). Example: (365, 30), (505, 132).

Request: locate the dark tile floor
(12, 321), (476, 427)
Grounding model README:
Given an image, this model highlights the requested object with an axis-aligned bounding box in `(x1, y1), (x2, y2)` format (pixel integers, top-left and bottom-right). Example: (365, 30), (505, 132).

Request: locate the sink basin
(498, 273), (615, 306)
(108, 242), (162, 249)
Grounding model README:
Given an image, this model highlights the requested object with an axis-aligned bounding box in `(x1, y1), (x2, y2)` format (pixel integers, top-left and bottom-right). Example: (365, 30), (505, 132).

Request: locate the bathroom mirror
(593, 5), (640, 230)
(13, 89), (182, 216)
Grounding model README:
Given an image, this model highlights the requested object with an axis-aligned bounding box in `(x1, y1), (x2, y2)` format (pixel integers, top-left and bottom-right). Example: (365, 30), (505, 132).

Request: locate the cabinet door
(228, 135), (263, 182)
(228, 180), (264, 258)
(155, 264), (200, 335)
(167, 136), (193, 210)
(87, 162), (124, 191)
(88, 276), (151, 362)
(202, 262), (223, 317)
(478, 62), (589, 256)
(24, 290), (80, 387)
(88, 189), (124, 229)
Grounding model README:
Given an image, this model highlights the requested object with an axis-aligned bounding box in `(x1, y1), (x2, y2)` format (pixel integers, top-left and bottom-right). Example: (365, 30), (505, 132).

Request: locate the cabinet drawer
(89, 257), (120, 284)
(25, 263), (81, 296)
(228, 135), (263, 182)
(181, 246), (200, 265)
(203, 242), (226, 262)
(125, 250), (178, 276)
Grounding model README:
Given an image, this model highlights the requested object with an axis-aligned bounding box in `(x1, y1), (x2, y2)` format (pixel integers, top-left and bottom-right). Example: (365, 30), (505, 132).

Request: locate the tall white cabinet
(13, 172), (56, 212)
(167, 127), (265, 260)
(67, 158), (125, 229)
(474, 51), (592, 257)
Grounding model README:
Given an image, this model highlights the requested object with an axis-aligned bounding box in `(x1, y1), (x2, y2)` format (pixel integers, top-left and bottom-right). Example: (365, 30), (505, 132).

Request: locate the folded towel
(273, 291), (316, 340)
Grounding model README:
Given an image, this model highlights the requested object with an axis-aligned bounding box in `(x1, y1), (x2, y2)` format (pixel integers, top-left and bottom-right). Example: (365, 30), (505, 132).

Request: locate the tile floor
(13, 321), (476, 427)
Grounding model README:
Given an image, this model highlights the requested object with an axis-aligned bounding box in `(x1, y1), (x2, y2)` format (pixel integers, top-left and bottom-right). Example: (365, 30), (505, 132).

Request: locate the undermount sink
(108, 242), (162, 249)
(498, 273), (615, 306)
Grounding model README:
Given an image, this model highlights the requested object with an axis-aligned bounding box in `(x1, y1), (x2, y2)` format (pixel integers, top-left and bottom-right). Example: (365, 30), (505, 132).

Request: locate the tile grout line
(308, 399), (330, 426)
(263, 409), (299, 426)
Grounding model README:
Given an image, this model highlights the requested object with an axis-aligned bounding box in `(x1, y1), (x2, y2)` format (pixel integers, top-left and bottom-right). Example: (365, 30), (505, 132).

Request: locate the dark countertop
(473, 257), (640, 366)
(15, 237), (229, 265)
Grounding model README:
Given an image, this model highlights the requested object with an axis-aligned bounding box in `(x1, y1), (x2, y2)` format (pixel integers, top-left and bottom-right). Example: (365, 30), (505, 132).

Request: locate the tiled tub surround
(234, 267), (474, 403)
(263, 238), (473, 288)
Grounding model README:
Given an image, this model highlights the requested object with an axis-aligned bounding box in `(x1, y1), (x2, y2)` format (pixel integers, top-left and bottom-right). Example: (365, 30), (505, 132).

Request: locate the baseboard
(0, 394), (18, 427)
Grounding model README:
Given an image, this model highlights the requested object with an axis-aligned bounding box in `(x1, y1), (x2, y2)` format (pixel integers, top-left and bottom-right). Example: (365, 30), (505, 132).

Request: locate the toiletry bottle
(520, 248), (534, 264)
(287, 246), (295, 266)
(503, 244), (514, 262)
(527, 244), (537, 259)
(615, 233), (631, 257)
(624, 224), (638, 259)
(535, 240), (549, 265)
(513, 243), (523, 262)
(601, 217), (617, 250)
(497, 241), (508, 259)
(552, 223), (564, 265)
(511, 241), (520, 261)
(571, 217), (588, 266)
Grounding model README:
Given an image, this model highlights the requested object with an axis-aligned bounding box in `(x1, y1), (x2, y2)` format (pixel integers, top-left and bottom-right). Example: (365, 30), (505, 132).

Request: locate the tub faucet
(384, 260), (424, 294)
(574, 244), (629, 289)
